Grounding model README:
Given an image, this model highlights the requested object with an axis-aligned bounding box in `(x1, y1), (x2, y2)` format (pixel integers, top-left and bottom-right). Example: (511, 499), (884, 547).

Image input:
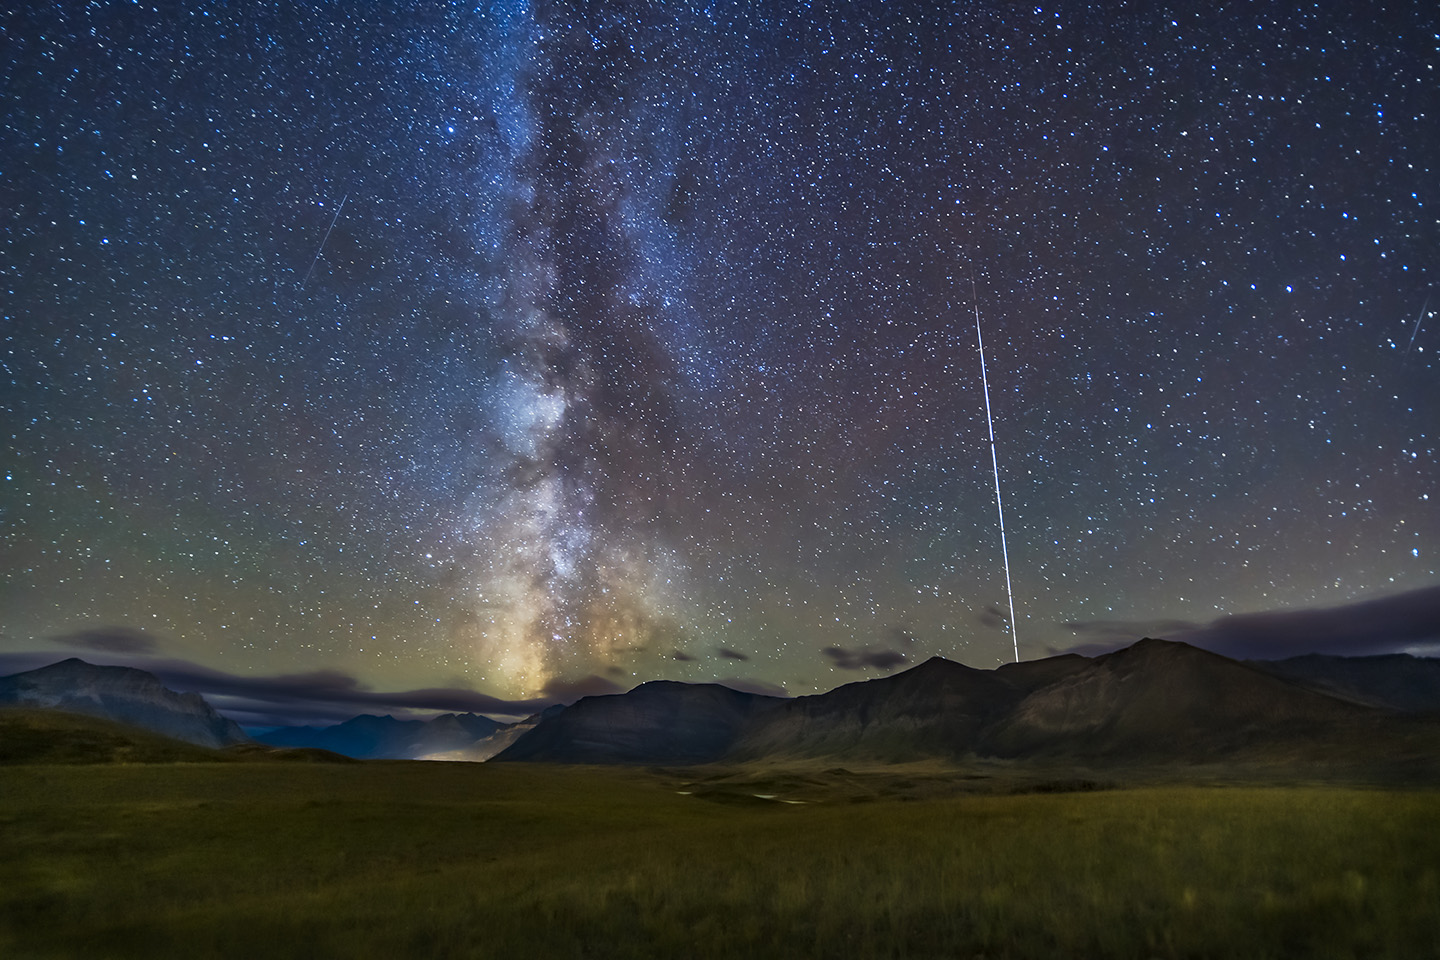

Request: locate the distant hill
(255, 711), (503, 759)
(0, 707), (356, 765)
(979, 639), (1377, 761)
(220, 742), (359, 764)
(1248, 653), (1440, 713)
(0, 658), (248, 748)
(495, 681), (774, 764)
(726, 653), (1093, 763)
(494, 639), (1440, 777)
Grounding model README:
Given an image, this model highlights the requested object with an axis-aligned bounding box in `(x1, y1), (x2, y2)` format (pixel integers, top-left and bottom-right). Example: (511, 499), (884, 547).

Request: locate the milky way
(451, 2), (714, 693)
(1, 2), (1436, 704)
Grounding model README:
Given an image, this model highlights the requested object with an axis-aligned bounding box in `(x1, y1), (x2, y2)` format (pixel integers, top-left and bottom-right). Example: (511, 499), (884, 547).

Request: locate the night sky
(3, 2), (1437, 720)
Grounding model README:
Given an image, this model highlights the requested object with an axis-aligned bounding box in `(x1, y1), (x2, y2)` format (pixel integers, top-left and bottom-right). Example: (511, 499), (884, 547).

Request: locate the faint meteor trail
(972, 278), (1020, 663)
(300, 193), (347, 289)
(1406, 296), (1429, 354)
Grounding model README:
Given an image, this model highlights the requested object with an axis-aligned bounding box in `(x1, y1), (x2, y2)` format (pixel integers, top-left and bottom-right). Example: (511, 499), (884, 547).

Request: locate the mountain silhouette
(980, 638), (1376, 761)
(1248, 653), (1440, 713)
(0, 658), (247, 748)
(494, 681), (776, 764)
(494, 639), (1440, 774)
(12, 640), (1438, 776)
(728, 657), (1011, 762)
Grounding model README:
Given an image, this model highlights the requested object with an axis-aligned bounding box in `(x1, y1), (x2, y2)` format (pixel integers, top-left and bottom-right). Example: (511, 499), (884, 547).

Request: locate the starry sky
(3, 1), (1437, 718)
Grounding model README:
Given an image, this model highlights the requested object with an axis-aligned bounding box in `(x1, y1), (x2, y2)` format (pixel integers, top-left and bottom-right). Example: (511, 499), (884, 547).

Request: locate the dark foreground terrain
(2, 761), (1438, 959)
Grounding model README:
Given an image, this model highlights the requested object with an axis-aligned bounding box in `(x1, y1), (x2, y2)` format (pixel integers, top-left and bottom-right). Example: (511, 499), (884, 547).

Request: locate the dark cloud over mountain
(51, 627), (162, 655)
(823, 625), (917, 671)
(1064, 585), (1440, 660)
(539, 675), (626, 702)
(2, 647), (555, 726)
(823, 645), (909, 671)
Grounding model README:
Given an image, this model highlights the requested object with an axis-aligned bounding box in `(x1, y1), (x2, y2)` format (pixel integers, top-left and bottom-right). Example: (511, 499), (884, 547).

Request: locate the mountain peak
(632, 679), (694, 693)
(1130, 636), (1190, 652)
(1099, 636), (1213, 665)
(28, 657), (162, 683)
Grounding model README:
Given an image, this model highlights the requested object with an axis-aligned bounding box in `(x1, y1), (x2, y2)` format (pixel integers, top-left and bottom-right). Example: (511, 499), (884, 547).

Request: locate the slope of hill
(0, 707), (359, 765)
(0, 707), (230, 764)
(1248, 653), (1440, 713)
(727, 657), (1014, 762)
(980, 639), (1377, 761)
(0, 658), (248, 748)
(727, 653), (1103, 763)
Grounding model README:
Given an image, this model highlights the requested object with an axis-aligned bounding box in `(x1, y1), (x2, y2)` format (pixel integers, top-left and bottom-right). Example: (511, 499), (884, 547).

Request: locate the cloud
(50, 627), (162, 655)
(822, 645), (909, 671)
(717, 647), (749, 661)
(822, 625), (919, 671)
(145, 658), (557, 723)
(540, 674), (626, 701)
(1061, 584), (1440, 660)
(977, 605), (1008, 631)
(671, 649), (696, 661)
(0, 646), (557, 726)
(1182, 584), (1440, 659)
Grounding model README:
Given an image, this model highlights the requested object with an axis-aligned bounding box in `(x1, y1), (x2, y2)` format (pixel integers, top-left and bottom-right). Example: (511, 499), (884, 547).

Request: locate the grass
(0, 708), (353, 765)
(1, 762), (1437, 958)
(0, 709), (227, 765)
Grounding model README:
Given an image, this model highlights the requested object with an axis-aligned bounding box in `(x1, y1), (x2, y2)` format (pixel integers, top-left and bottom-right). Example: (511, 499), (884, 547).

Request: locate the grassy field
(1, 762), (1437, 959)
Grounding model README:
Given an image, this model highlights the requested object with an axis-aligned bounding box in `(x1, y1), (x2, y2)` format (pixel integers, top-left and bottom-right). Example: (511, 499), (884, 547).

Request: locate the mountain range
(492, 639), (1440, 776)
(4, 641), (1440, 773)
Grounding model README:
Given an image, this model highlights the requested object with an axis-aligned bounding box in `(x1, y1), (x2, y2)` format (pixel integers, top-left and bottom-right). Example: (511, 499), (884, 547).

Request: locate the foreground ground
(2, 762), (1437, 959)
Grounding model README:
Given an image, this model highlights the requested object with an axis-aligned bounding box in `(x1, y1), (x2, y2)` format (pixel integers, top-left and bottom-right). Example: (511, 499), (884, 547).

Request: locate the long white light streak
(973, 279), (1019, 662)
(300, 193), (348, 289)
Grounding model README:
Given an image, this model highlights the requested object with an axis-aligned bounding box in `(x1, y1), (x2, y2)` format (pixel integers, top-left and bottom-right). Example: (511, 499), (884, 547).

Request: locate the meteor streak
(300, 193), (347, 289)
(972, 278), (1020, 663)
(1406, 296), (1429, 354)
